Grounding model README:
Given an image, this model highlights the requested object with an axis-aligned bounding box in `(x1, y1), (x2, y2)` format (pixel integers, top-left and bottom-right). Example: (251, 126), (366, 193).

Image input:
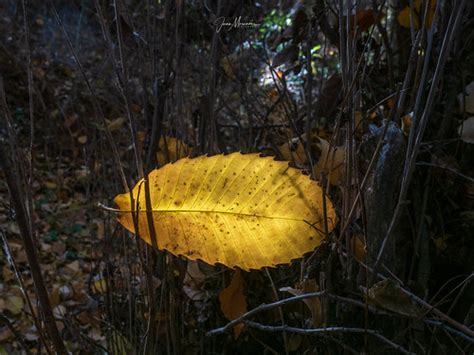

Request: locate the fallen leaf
(109, 328), (132, 355)
(353, 10), (383, 33)
(314, 138), (345, 186)
(106, 117), (126, 132)
(44, 181), (58, 189)
(219, 270), (247, 338)
(64, 260), (80, 275)
(287, 333), (302, 351)
(53, 305), (66, 319)
(433, 234), (448, 254)
(114, 153), (337, 270)
(77, 135), (88, 144)
(59, 285), (74, 300)
(341, 9), (385, 38)
(458, 81), (474, 114)
(280, 279), (322, 327)
(401, 112), (413, 136)
(156, 136), (189, 165)
(398, 0), (436, 29)
(5, 295), (24, 315)
(2, 266), (13, 283)
(364, 279), (423, 318)
(459, 117), (474, 144)
(277, 135), (308, 167)
(88, 327), (104, 342)
(24, 326), (39, 341)
(182, 261), (208, 301)
(92, 277), (108, 295)
(220, 54), (236, 79)
(49, 286), (61, 307)
(353, 235), (366, 262)
(0, 328), (12, 343)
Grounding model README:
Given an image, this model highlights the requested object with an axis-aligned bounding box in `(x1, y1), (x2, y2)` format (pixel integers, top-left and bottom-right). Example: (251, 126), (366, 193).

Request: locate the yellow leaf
(398, 0), (436, 29)
(92, 277), (108, 294)
(114, 152), (336, 270)
(219, 270), (247, 338)
(314, 138), (345, 186)
(109, 328), (132, 355)
(156, 136), (189, 165)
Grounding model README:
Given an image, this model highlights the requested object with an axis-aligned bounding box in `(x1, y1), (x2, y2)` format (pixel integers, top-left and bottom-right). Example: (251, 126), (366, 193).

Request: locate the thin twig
(49, 0), (128, 191)
(243, 321), (415, 355)
(207, 291), (326, 336)
(0, 142), (67, 354)
(416, 162), (474, 183)
(0, 313), (31, 354)
(373, 0), (467, 275)
(0, 231), (49, 353)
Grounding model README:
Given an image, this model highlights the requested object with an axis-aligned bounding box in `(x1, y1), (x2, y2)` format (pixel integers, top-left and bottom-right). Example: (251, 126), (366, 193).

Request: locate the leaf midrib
(128, 208), (308, 222)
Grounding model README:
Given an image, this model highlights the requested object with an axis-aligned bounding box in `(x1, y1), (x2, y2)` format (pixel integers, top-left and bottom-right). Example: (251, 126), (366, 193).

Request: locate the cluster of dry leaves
(0, 166), (110, 352)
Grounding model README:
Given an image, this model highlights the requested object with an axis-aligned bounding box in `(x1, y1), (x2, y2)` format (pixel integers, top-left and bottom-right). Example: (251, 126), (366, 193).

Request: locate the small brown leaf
(220, 55), (236, 79)
(77, 135), (88, 144)
(49, 286), (61, 308)
(106, 117), (126, 132)
(219, 270), (247, 338)
(401, 112), (413, 136)
(354, 10), (384, 33)
(64, 260), (80, 275)
(353, 235), (366, 262)
(280, 279), (322, 327)
(364, 279), (423, 317)
(338, 10), (385, 38)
